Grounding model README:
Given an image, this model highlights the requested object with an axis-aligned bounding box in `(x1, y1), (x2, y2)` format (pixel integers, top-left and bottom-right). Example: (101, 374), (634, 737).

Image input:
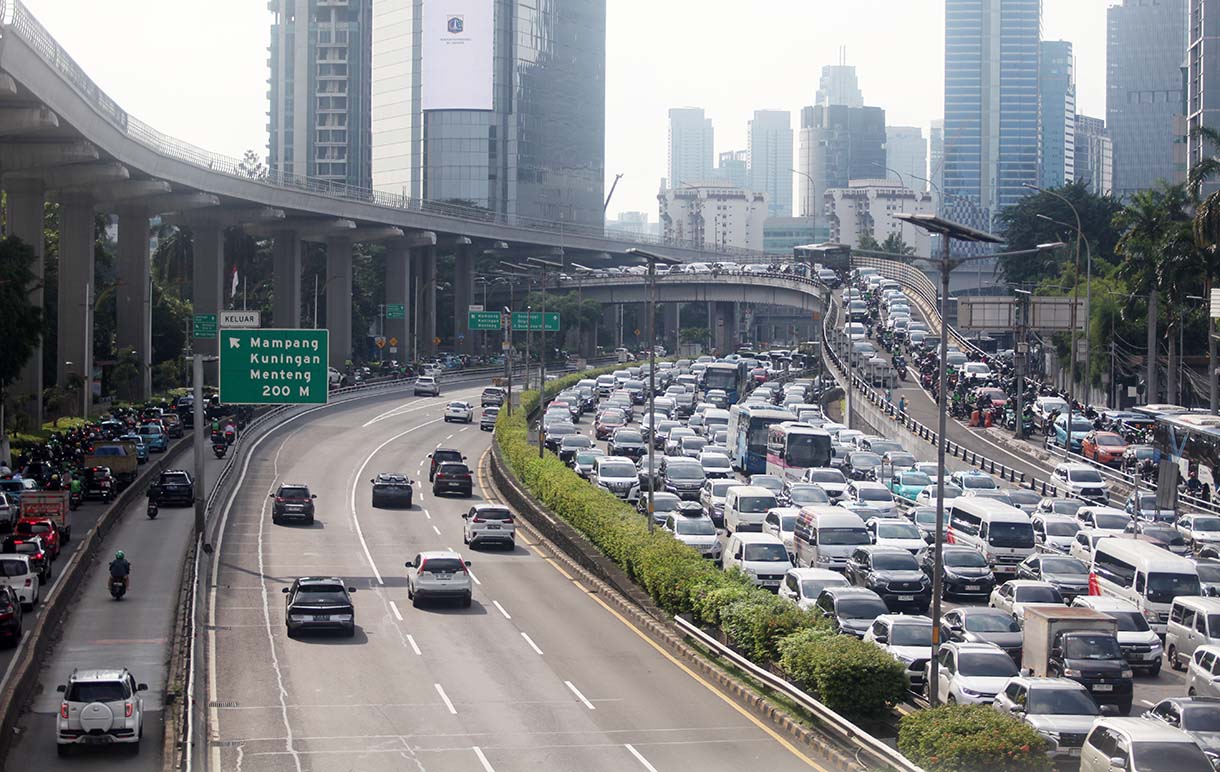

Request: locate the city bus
(766, 423), (833, 482)
(702, 361), (746, 404)
(728, 404), (797, 475)
(1154, 412), (1220, 513)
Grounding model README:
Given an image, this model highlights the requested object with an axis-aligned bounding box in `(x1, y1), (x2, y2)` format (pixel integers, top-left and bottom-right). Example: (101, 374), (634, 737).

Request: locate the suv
(481, 387), (506, 407)
(413, 376), (440, 396)
(992, 676), (1101, 760)
(444, 401), (474, 423)
(406, 550), (473, 608)
(925, 641), (1019, 705)
(432, 462), (473, 497)
(270, 484), (316, 525)
(479, 406), (500, 431)
(55, 668), (148, 755)
(844, 545), (932, 613)
(3, 536), (51, 584)
(462, 505), (516, 549)
(1080, 717), (1212, 772)
(428, 448), (465, 482)
(151, 469), (194, 507)
(370, 473), (413, 508)
(813, 586), (889, 638)
(282, 577), (357, 637)
(0, 585), (21, 643)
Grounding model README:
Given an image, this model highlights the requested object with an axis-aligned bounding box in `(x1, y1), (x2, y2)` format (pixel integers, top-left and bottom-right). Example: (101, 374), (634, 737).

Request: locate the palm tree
(1187, 125), (1220, 410)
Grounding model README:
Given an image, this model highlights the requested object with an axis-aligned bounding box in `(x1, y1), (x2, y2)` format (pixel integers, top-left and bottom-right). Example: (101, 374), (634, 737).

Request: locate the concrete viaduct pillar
(191, 219), (225, 383)
(416, 246), (437, 358)
(272, 230), (302, 328)
(57, 192), (94, 414)
(115, 206), (153, 401)
(7, 178), (44, 425)
(385, 231), (435, 365)
(454, 240), (474, 355)
(325, 236), (354, 369)
(662, 303), (679, 356)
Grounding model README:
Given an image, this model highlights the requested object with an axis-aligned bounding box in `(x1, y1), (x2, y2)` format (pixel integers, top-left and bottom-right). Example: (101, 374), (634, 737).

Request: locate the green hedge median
(898, 704), (1051, 772)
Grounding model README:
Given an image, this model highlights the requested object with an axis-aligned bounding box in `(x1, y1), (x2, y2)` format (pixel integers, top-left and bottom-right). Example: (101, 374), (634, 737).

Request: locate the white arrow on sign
(229, 337), (241, 349)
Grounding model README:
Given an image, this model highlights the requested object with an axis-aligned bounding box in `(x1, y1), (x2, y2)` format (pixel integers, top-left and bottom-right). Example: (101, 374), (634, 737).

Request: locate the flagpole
(243, 276), (247, 311)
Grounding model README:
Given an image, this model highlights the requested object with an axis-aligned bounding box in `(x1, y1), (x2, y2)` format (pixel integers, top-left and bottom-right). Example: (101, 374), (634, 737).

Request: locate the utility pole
(1014, 289), (1030, 440)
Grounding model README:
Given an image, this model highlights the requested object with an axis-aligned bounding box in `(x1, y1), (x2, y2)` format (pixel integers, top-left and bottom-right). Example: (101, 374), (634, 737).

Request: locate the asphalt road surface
(207, 384), (831, 772)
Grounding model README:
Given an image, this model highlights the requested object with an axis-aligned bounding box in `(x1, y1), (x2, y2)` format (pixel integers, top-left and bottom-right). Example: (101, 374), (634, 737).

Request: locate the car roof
(297, 576), (346, 586)
(859, 544), (914, 555)
(1098, 717), (1198, 741)
(730, 532), (783, 544)
(1015, 676), (1090, 689)
(374, 473), (408, 482)
(69, 668), (130, 682)
(418, 550), (462, 559)
(1004, 579), (1056, 589)
(279, 482), (311, 488)
(943, 641), (1007, 653)
(787, 567), (844, 580)
(876, 614), (932, 625)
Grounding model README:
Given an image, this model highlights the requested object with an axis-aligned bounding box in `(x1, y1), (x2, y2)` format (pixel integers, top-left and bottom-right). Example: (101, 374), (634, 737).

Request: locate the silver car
(462, 505), (516, 549)
(56, 668), (148, 754)
(992, 676), (1101, 759)
(406, 550), (473, 608)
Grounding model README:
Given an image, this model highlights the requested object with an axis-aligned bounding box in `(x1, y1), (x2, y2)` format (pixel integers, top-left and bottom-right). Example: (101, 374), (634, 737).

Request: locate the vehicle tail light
(125, 702), (133, 718)
(472, 517), (484, 523)
(504, 517), (514, 524)
(34, 554), (42, 562)
(23, 579), (30, 587)
(417, 559), (427, 574)
(60, 703), (68, 719)
(275, 497), (284, 503)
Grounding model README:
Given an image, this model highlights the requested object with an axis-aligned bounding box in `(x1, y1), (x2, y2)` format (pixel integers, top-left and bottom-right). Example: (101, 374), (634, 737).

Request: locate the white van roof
(1094, 538), (1197, 574)
(729, 486), (774, 499)
(731, 532), (785, 545)
(799, 506), (865, 526)
(950, 497), (1030, 521)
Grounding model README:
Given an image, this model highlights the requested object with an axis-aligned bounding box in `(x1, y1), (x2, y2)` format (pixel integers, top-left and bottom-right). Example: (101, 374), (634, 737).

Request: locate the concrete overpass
(0, 0), (764, 421)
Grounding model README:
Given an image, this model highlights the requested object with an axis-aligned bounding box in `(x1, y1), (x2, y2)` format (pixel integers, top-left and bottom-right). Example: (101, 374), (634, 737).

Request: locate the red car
(16, 517), (61, 559)
(594, 409), (627, 440)
(1082, 431), (1128, 466)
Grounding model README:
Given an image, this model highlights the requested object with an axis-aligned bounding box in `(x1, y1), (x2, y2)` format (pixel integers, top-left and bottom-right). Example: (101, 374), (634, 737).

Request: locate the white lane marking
(432, 525), (442, 536)
(467, 568), (482, 586)
(349, 417), (446, 585)
(389, 601), (403, 621)
(473, 746), (496, 772)
(423, 509), (432, 520)
(492, 600), (511, 619)
(520, 632), (544, 655)
(361, 398), (432, 428)
(435, 683), (457, 714)
(1140, 699), (1156, 707)
(445, 433), (455, 441)
(460, 427), (470, 433)
(625, 744), (659, 772)
(0, 630), (31, 695)
(565, 680), (595, 710)
(406, 635), (422, 656)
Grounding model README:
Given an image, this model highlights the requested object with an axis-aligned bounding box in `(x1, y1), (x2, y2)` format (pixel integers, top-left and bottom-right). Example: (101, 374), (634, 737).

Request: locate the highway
(206, 384), (829, 772)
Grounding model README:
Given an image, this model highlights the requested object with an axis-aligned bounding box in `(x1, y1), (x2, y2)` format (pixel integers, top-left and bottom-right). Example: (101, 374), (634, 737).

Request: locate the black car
(0, 585), (21, 644)
(82, 466), (115, 502)
(1015, 554), (1091, 602)
(844, 545), (931, 613)
(939, 607), (1024, 663)
(428, 449), (466, 482)
(661, 458), (707, 501)
(370, 473), (413, 508)
(918, 545), (995, 600)
(271, 483), (316, 525)
(814, 586), (890, 638)
(151, 470), (194, 507)
(282, 577), (357, 637)
(557, 434), (593, 465)
(543, 423), (577, 453)
(432, 462), (473, 497)
(609, 429), (647, 460)
(846, 452), (882, 482)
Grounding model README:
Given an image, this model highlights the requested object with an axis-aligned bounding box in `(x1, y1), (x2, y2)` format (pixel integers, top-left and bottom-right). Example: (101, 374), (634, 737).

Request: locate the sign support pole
(193, 354), (206, 536)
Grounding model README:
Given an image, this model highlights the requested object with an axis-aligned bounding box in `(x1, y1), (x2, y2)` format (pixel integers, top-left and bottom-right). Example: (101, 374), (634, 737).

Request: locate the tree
(0, 236), (44, 463)
(856, 233), (881, 251)
(237, 149), (268, 180)
(997, 180), (1123, 285)
(879, 233), (916, 256)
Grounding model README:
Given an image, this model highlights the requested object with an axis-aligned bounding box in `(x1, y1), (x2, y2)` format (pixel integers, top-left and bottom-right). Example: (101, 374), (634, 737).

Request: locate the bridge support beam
(384, 241), (412, 364)
(662, 303), (679, 356)
(57, 193), (93, 416)
(415, 246), (437, 358)
(712, 301), (735, 356)
(325, 237), (354, 369)
(115, 206), (152, 401)
(191, 220), (225, 383)
(272, 230), (302, 328)
(7, 178), (45, 426)
(454, 243), (474, 355)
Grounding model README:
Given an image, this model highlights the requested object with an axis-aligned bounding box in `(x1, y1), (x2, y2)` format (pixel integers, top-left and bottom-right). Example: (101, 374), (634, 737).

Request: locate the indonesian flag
(230, 265), (239, 299)
(1088, 572), (1101, 596)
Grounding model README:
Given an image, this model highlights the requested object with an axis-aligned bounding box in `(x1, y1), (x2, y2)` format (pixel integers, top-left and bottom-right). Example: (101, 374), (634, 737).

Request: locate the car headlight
(959, 687), (982, 697)
(1142, 608), (1160, 622)
(1121, 669), (1133, 679)
(1062, 668), (1082, 677)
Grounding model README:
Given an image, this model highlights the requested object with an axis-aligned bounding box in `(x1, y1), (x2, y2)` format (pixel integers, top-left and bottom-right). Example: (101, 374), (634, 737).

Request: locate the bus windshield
(786, 434), (832, 468)
(703, 366), (739, 392)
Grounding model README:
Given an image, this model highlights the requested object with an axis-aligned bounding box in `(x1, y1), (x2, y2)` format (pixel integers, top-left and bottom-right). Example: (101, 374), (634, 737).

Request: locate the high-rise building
(1188, 0), (1220, 180)
(797, 103), (886, 227)
(885, 126), (928, 190)
(269, 0), (373, 189)
(658, 185), (767, 251)
(1075, 115), (1114, 196)
(943, 0), (1042, 233)
(748, 110), (794, 217)
(714, 150), (749, 189)
(929, 119), (945, 194)
(371, 0), (606, 226)
(825, 179), (937, 255)
(816, 63), (864, 108)
(1107, 0), (1188, 198)
(1040, 40), (1076, 188)
(667, 107), (715, 190)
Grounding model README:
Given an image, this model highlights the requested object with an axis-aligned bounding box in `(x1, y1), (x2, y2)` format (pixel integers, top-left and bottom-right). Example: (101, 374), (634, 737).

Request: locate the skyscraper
(714, 150), (749, 190)
(797, 104), (886, 226)
(371, 0), (606, 226)
(943, 0), (1042, 232)
(929, 119), (945, 194)
(1075, 115), (1114, 196)
(1039, 40), (1076, 188)
(1187, 0), (1220, 179)
(748, 110), (794, 217)
(885, 126), (928, 190)
(815, 63), (864, 108)
(269, 0), (373, 189)
(667, 107), (716, 189)
(1107, 0), (1187, 198)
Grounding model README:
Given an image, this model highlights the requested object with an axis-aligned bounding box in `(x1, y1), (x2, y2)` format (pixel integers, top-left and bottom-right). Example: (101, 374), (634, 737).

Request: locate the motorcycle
(109, 576), (127, 600)
(212, 442), (228, 459)
(146, 500), (159, 520)
(68, 489), (82, 511)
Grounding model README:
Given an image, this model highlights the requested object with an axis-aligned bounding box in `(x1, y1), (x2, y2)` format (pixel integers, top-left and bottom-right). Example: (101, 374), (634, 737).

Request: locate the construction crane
(603, 173), (624, 213)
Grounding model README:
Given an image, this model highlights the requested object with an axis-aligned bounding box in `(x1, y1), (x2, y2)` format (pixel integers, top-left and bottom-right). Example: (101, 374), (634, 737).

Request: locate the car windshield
(1040, 558), (1088, 575)
(297, 583), (345, 595)
(925, 484), (963, 500)
(870, 442), (903, 455)
(899, 472), (932, 487)
(1093, 514), (1128, 530)
(1045, 521), (1080, 537)
(838, 598), (889, 619)
(850, 453), (881, 469)
(1050, 500), (1083, 516)
(963, 613), (1022, 633)
(858, 488), (893, 503)
(1129, 742), (1212, 771)
(675, 519), (716, 536)
(709, 481), (735, 497)
(807, 470), (846, 483)
(1026, 688), (1099, 715)
(872, 553), (919, 571)
(66, 681), (128, 703)
(421, 558), (464, 573)
(666, 465), (704, 480)
(958, 653), (1019, 677)
(959, 475), (997, 489)
(575, 451), (603, 464)
(788, 487), (829, 505)
(1194, 518), (1220, 532)
(1067, 468), (1104, 483)
(945, 551), (989, 568)
(820, 527), (870, 545)
(1014, 585), (1063, 603)
(743, 543), (790, 562)
(601, 463), (636, 478)
(1146, 572), (1202, 603)
(877, 522), (921, 539)
(1061, 634), (1123, 659)
(473, 508), (513, 521)
(615, 432), (643, 443)
(438, 463), (469, 474)
(1096, 435), (1124, 447)
(989, 522), (1035, 549)
(738, 495), (778, 513)
(1181, 705), (1220, 732)
(279, 487), (310, 498)
(652, 497), (679, 512)
(1106, 610), (1151, 632)
(775, 515), (797, 532)
(563, 436), (592, 448)
(702, 456), (731, 469)
(1197, 565), (1220, 583)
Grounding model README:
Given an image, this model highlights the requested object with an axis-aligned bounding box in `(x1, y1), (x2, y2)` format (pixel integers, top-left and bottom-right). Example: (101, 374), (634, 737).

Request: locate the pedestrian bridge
(556, 271), (826, 314)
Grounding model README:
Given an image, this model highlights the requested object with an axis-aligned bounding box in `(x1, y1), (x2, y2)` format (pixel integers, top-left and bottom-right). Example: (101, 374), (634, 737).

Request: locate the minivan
(1093, 538), (1200, 635)
(1166, 596), (1220, 670)
(793, 506), (869, 571)
(723, 485), (779, 534)
(947, 498), (1036, 578)
(723, 532), (793, 591)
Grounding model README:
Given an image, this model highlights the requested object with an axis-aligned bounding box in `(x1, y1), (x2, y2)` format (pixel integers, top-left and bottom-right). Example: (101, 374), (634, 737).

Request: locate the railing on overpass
(554, 267), (830, 296)
(0, 0), (763, 259)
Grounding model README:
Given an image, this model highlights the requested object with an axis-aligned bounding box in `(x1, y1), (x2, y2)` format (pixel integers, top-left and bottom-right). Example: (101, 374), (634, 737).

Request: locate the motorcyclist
(45, 473), (62, 491)
(69, 475), (83, 497)
(222, 420), (237, 445)
(1186, 471), (1206, 498)
(109, 550), (131, 588)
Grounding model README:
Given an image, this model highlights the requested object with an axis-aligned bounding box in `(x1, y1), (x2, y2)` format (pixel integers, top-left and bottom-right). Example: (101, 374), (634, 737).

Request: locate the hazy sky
(27, 0), (1111, 218)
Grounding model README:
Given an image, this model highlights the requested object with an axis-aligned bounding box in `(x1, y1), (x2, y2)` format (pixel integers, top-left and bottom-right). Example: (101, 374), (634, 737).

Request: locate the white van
(947, 498), (1036, 578)
(1166, 596), (1220, 670)
(723, 532), (793, 591)
(723, 486), (779, 534)
(1092, 538), (1201, 635)
(702, 408), (731, 437)
(792, 506), (869, 571)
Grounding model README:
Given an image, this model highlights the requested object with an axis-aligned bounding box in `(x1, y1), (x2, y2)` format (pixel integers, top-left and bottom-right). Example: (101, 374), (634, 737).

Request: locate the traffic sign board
(433, 337), (442, 345)
(219, 328), (328, 405)
(468, 311), (503, 331)
(375, 336), (386, 349)
(220, 310), (260, 328)
(510, 311), (560, 332)
(388, 337), (398, 347)
(385, 303), (406, 320)
(193, 313), (217, 339)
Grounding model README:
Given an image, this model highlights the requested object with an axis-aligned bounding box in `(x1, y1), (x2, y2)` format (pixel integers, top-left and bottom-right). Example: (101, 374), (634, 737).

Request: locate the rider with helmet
(109, 550), (131, 589)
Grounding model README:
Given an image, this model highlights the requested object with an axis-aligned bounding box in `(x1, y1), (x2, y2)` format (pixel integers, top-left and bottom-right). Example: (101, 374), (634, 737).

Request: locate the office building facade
(269, 0), (373, 189)
(714, 150), (749, 189)
(1075, 115), (1114, 195)
(658, 185), (767, 252)
(885, 126), (928, 190)
(668, 107), (715, 190)
(1040, 40), (1076, 188)
(825, 179), (936, 255)
(797, 103), (886, 227)
(929, 118), (944, 195)
(1107, 0), (1188, 198)
(1188, 0), (1220, 177)
(816, 64), (864, 108)
(371, 0), (606, 226)
(748, 110), (794, 217)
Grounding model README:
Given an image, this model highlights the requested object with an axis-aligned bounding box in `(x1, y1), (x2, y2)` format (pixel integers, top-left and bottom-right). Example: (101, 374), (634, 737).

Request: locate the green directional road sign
(219, 328), (329, 405)
(385, 303), (406, 320)
(192, 313), (217, 339)
(468, 310), (504, 331)
(510, 311), (560, 331)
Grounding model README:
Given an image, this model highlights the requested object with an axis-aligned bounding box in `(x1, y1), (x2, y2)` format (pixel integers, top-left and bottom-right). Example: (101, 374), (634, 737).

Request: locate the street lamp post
(1014, 289), (1032, 440)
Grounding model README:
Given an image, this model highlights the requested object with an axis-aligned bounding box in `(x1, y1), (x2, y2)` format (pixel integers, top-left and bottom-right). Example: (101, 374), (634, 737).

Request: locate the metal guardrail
(673, 616), (924, 772)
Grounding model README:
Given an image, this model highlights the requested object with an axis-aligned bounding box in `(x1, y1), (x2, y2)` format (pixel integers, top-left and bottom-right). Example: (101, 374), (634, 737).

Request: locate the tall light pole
(895, 213), (1005, 707)
(627, 248), (682, 533)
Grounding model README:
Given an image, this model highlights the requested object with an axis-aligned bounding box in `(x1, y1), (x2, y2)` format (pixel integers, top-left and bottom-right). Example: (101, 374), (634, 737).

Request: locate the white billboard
(421, 0), (494, 111)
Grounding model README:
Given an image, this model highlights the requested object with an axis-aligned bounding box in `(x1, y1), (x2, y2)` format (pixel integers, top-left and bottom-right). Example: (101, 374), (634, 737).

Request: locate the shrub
(898, 704), (1051, 772)
(778, 632), (906, 719)
(693, 582), (757, 627)
(720, 594), (820, 664)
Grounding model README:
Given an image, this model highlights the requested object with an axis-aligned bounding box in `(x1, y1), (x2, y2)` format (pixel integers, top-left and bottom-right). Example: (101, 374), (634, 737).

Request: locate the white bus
(765, 423), (833, 483)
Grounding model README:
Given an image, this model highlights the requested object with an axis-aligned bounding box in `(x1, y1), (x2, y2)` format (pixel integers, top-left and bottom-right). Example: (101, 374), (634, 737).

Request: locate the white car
(56, 668), (147, 754)
(1177, 513), (1220, 549)
(443, 401), (474, 423)
(866, 517), (927, 554)
(960, 362), (993, 383)
(801, 467), (849, 500)
(0, 554), (38, 608)
(925, 641), (1019, 705)
(1074, 505), (1130, 536)
(846, 481), (898, 518)
(462, 504), (516, 549)
(762, 507), (800, 559)
(989, 580), (1065, 625)
(950, 470), (1000, 494)
(915, 483), (963, 509)
(723, 532), (793, 590)
(864, 614), (934, 690)
(594, 457), (640, 501)
(1032, 513), (1081, 554)
(327, 366), (342, 387)
(413, 376), (440, 397)
(1069, 529), (1107, 564)
(662, 512), (721, 563)
(778, 567), (849, 609)
(405, 550), (473, 608)
(1051, 463), (1108, 502)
